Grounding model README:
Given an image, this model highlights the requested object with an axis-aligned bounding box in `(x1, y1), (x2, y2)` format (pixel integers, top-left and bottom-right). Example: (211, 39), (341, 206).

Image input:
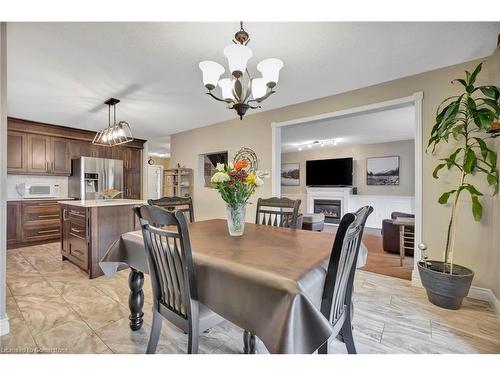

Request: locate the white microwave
(16, 183), (61, 199)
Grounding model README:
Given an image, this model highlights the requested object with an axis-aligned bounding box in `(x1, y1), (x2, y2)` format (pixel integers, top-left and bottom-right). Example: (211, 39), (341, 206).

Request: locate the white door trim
(271, 92), (424, 283)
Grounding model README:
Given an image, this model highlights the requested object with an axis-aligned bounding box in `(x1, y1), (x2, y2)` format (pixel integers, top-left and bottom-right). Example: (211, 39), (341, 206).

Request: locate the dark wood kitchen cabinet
(22, 133), (71, 176)
(50, 137), (71, 175)
(70, 139), (111, 159)
(113, 146), (142, 198)
(7, 117), (145, 194)
(7, 199), (73, 249)
(26, 134), (51, 174)
(7, 202), (21, 246)
(7, 131), (28, 173)
(60, 202), (139, 278)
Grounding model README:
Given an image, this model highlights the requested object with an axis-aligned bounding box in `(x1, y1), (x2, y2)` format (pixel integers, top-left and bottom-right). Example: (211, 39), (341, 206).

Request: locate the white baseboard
(411, 270), (500, 316)
(0, 315), (9, 336)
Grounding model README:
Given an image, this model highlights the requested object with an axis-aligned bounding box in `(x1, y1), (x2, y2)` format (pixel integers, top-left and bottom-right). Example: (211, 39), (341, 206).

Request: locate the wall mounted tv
(306, 157), (353, 186)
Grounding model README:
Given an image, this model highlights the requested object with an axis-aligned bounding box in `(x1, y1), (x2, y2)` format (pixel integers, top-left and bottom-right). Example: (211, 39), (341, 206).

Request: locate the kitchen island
(59, 199), (146, 278)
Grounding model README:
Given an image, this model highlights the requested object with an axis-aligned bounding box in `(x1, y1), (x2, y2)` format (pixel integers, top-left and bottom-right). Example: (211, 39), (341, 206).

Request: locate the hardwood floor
(323, 225), (414, 280)
(1, 242), (499, 354)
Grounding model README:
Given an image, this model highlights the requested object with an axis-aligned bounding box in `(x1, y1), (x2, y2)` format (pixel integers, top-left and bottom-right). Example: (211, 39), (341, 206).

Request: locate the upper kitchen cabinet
(25, 134), (71, 175)
(26, 134), (51, 174)
(50, 137), (71, 175)
(7, 130), (28, 173)
(70, 139), (111, 159)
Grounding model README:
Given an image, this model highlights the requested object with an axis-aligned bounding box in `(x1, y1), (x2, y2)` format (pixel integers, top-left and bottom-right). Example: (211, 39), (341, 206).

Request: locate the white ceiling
(281, 105), (415, 153)
(6, 22), (499, 153)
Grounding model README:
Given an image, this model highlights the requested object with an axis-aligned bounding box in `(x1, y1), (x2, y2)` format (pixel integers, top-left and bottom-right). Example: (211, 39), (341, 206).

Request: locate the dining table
(99, 219), (367, 354)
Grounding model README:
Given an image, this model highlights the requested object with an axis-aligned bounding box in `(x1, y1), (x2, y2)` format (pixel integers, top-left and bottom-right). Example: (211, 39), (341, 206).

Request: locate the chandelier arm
(206, 91), (234, 104)
(247, 90), (276, 104)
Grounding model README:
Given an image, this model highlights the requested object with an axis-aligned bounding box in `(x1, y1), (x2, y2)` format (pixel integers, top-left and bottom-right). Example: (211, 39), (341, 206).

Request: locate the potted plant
(211, 159), (266, 236)
(421, 62), (499, 309)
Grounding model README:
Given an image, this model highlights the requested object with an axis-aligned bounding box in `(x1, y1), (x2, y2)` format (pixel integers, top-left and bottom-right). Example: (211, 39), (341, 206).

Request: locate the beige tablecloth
(100, 219), (366, 353)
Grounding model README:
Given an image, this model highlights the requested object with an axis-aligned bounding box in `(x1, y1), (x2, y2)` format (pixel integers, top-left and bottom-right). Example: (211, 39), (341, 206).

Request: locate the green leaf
(488, 150), (497, 168)
(471, 195), (483, 221)
(433, 163), (446, 178)
(468, 63), (482, 86)
(463, 148), (477, 173)
(467, 97), (476, 110)
(479, 86), (500, 100)
(438, 190), (456, 205)
(462, 184), (483, 196)
(473, 137), (488, 159)
(452, 79), (467, 88)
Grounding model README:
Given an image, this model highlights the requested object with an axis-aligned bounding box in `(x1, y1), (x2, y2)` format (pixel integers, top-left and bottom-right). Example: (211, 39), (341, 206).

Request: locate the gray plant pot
(417, 260), (474, 310)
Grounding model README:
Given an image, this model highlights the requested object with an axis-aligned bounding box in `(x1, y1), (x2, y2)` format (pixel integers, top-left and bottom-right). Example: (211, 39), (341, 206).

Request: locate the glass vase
(226, 203), (246, 236)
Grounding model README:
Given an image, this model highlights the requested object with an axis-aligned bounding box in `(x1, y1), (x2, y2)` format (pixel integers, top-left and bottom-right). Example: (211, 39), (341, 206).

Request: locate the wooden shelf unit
(163, 167), (193, 198)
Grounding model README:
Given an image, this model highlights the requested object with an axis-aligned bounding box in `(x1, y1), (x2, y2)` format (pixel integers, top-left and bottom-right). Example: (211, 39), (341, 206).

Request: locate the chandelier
(92, 98), (134, 147)
(199, 22), (284, 120)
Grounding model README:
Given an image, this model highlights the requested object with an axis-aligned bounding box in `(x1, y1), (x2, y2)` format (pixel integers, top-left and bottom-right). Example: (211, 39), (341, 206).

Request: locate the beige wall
(282, 140), (415, 197)
(149, 156), (170, 169)
(171, 56), (500, 296)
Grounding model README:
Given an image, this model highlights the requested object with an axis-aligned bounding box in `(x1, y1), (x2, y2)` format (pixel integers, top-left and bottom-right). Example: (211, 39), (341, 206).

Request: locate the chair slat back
(255, 197), (301, 229)
(134, 205), (197, 319)
(148, 196), (195, 223)
(321, 206), (373, 326)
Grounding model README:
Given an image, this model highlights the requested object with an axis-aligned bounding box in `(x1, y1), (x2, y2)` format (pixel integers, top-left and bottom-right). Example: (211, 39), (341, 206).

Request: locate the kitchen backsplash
(6, 175), (69, 200)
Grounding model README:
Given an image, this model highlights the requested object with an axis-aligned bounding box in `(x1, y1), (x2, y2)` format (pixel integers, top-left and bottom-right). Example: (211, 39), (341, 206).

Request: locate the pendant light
(93, 98), (134, 147)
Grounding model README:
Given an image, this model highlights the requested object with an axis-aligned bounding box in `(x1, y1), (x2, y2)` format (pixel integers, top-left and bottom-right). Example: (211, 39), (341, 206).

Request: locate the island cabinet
(60, 200), (144, 278)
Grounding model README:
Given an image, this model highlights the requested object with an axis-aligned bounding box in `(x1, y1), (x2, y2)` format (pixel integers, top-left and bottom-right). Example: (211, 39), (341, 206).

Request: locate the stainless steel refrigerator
(69, 157), (124, 200)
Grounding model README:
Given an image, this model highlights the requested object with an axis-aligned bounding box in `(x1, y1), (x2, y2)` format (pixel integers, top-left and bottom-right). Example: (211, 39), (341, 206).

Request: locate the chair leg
(146, 311), (163, 354)
(342, 305), (357, 354)
(187, 318), (199, 354)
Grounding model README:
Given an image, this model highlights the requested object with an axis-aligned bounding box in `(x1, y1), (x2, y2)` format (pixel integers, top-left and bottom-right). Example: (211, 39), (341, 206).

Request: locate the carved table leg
(243, 330), (257, 354)
(128, 268), (144, 331)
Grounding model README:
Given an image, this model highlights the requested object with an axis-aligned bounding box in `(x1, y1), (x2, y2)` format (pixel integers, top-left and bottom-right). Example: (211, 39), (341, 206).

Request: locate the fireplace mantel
(306, 187), (353, 223)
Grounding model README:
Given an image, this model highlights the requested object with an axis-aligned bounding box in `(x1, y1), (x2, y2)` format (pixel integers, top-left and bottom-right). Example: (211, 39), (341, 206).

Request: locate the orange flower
(233, 159), (249, 170)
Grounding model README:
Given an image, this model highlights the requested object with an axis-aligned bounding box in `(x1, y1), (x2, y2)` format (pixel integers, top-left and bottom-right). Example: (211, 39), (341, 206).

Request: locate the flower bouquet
(211, 159), (266, 236)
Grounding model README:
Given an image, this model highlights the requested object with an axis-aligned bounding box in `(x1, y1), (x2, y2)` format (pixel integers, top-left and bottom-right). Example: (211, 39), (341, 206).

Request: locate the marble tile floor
(1, 242), (499, 354)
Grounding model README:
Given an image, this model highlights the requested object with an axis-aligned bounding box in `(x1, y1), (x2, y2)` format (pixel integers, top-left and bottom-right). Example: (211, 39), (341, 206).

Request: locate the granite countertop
(58, 199), (147, 208)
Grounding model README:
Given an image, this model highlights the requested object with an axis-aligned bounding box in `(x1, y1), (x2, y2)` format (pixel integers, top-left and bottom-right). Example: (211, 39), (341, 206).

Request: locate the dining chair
(255, 197), (301, 229)
(147, 196), (195, 223)
(133, 205), (224, 354)
(318, 205), (373, 354)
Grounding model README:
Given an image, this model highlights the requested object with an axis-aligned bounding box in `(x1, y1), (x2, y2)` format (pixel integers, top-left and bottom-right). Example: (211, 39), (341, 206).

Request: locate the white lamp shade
(257, 58), (283, 86)
(223, 44), (253, 78)
(199, 61), (225, 90)
(218, 78), (234, 100)
(251, 78), (267, 100)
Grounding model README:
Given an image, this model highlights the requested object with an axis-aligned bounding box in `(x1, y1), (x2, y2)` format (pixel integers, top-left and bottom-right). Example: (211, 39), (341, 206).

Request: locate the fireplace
(314, 199), (342, 224)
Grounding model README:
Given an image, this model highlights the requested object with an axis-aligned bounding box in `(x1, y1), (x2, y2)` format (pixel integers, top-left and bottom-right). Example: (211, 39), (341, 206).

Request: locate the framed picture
(281, 163), (300, 186)
(367, 156), (400, 186)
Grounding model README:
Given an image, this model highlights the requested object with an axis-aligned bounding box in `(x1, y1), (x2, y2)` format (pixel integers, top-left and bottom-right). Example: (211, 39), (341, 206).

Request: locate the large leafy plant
(428, 63), (499, 273)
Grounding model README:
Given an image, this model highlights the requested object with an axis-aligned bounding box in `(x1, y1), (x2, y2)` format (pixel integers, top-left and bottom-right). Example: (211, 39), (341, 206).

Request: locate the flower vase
(226, 204), (246, 236)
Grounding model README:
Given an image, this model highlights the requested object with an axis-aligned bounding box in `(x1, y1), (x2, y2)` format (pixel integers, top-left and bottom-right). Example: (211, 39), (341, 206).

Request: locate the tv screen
(306, 158), (353, 186)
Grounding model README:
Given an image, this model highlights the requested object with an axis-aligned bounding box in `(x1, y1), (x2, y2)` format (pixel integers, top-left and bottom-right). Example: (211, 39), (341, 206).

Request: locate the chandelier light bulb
(257, 58), (284, 88)
(298, 146), (302, 151)
(223, 44), (253, 78)
(199, 61), (225, 90)
(218, 78), (234, 100)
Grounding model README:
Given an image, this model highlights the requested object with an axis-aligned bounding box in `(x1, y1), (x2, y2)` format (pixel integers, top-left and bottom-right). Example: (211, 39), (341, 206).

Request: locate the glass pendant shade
(223, 44), (253, 78)
(199, 61), (225, 90)
(251, 78), (267, 99)
(257, 58), (283, 87)
(218, 78), (234, 100)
